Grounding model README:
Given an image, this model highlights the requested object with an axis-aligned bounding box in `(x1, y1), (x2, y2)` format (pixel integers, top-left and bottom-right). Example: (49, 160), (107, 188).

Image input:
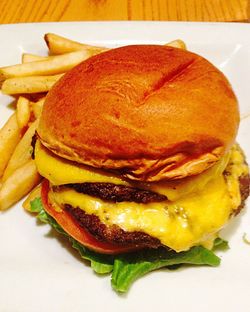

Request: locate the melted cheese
(51, 175), (231, 252)
(35, 141), (248, 252)
(35, 140), (229, 201)
(224, 145), (249, 209)
(35, 141), (127, 186)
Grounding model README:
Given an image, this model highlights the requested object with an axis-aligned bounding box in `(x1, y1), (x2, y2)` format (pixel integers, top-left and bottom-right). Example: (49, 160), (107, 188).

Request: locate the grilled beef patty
(64, 182), (167, 203)
(65, 204), (161, 248)
(61, 173), (249, 248)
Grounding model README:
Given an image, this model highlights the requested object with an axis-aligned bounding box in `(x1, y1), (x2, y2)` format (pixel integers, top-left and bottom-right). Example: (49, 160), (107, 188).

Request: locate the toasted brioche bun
(38, 45), (239, 181)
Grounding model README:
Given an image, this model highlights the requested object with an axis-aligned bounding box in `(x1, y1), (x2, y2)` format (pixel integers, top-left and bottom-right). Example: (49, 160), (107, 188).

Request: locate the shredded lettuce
(30, 197), (228, 293)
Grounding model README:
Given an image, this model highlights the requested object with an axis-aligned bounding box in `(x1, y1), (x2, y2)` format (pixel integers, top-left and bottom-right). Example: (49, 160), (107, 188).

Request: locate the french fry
(22, 184), (42, 211)
(0, 50), (95, 81)
(2, 74), (63, 94)
(2, 119), (39, 181)
(22, 53), (47, 63)
(165, 39), (187, 50)
(32, 97), (45, 119)
(0, 160), (41, 210)
(0, 113), (21, 177)
(16, 96), (31, 129)
(44, 33), (107, 55)
(44, 33), (186, 55)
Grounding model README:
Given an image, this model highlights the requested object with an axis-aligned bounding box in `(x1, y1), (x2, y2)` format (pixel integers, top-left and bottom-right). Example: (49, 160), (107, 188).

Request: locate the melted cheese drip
(35, 141), (248, 252)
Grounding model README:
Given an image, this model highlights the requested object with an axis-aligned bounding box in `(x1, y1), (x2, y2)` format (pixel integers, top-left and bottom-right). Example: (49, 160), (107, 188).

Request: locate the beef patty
(65, 204), (161, 248)
(63, 183), (167, 203)
(61, 173), (249, 249)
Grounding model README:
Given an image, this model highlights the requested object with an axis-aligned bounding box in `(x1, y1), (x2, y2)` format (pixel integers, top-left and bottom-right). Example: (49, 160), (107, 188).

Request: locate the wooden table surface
(0, 0), (249, 24)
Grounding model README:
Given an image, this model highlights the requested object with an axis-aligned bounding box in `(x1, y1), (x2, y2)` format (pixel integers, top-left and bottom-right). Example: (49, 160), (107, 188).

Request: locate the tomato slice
(41, 180), (138, 255)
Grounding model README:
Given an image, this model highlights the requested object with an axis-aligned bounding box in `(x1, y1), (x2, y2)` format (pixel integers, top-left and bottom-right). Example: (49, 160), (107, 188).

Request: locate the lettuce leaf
(213, 237), (229, 251)
(70, 239), (114, 274)
(111, 245), (220, 292)
(30, 198), (114, 274)
(30, 197), (228, 293)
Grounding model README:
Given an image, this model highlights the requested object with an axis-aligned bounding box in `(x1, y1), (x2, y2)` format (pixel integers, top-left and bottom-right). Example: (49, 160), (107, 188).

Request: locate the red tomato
(41, 180), (138, 255)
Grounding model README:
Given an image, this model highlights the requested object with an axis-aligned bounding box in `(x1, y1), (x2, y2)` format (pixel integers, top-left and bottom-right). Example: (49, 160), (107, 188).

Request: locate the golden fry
(22, 184), (42, 212)
(16, 96), (31, 129)
(165, 39), (187, 50)
(2, 74), (63, 94)
(2, 119), (39, 181)
(0, 50), (95, 80)
(22, 53), (47, 63)
(44, 33), (107, 55)
(0, 113), (21, 178)
(32, 97), (46, 119)
(0, 160), (41, 210)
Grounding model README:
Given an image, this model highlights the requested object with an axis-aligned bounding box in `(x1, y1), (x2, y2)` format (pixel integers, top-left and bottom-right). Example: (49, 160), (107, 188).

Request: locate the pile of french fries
(0, 33), (186, 211)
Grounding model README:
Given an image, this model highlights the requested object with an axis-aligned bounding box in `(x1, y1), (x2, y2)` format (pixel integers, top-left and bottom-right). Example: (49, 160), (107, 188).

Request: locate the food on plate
(1, 74), (64, 94)
(0, 50), (97, 80)
(0, 113), (21, 177)
(243, 233), (250, 245)
(44, 32), (108, 54)
(44, 32), (186, 55)
(31, 44), (248, 291)
(0, 160), (40, 210)
(2, 120), (39, 181)
(22, 53), (47, 63)
(16, 96), (31, 129)
(164, 39), (186, 49)
(0, 33), (249, 293)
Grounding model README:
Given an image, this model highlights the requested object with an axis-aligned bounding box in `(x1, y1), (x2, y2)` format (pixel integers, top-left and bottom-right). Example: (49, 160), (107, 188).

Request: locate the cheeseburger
(32, 45), (249, 291)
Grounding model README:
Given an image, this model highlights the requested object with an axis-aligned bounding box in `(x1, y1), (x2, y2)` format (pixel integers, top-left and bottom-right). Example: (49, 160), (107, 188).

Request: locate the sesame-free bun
(37, 45), (239, 182)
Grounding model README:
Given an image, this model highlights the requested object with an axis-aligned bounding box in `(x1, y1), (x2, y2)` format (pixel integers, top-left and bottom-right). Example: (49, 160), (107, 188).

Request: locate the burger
(30, 44), (249, 292)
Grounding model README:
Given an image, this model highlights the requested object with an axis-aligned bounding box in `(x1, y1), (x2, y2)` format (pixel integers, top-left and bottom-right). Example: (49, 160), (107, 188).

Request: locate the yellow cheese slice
(35, 140), (128, 186)
(35, 140), (230, 201)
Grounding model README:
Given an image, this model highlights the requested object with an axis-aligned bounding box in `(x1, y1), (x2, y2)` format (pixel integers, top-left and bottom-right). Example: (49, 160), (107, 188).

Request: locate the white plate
(0, 22), (249, 312)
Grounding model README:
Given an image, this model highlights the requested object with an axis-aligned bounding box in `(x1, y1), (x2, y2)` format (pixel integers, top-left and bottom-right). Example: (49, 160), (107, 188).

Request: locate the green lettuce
(30, 197), (228, 293)
(30, 198), (114, 274)
(111, 245), (221, 292)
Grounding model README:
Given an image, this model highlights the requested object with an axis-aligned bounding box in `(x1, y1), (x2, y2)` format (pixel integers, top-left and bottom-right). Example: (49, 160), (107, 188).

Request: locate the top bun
(38, 45), (239, 182)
